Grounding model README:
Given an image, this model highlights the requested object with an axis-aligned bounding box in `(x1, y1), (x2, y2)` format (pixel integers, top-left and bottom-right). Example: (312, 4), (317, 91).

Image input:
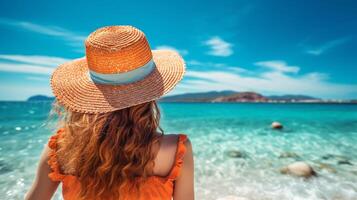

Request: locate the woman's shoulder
(160, 134), (183, 147)
(159, 134), (191, 155)
(152, 133), (191, 178)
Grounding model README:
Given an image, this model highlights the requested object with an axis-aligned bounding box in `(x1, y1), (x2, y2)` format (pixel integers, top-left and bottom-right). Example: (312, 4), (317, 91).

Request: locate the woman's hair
(50, 100), (163, 199)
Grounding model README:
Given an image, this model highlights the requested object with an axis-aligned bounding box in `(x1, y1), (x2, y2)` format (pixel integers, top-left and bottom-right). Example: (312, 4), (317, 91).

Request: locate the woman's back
(46, 129), (193, 200)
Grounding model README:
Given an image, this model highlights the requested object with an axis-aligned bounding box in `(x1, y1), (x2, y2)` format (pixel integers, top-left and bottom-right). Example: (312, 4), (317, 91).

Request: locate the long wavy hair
(50, 100), (163, 199)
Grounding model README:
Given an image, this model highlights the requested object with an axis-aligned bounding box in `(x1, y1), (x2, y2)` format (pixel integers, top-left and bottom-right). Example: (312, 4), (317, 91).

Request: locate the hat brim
(50, 50), (185, 113)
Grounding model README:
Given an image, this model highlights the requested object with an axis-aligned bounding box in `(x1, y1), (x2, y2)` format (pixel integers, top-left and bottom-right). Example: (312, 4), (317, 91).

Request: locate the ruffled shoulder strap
(167, 134), (188, 180)
(47, 128), (66, 181)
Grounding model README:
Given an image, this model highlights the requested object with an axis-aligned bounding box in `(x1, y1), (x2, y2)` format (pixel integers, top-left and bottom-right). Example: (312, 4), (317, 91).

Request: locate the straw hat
(50, 26), (185, 113)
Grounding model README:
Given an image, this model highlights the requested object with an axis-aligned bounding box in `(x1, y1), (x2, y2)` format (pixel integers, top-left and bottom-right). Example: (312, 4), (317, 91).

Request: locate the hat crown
(85, 26), (152, 74)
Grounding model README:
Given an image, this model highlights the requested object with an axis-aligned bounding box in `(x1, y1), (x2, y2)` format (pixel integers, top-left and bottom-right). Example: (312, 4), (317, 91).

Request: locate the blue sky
(0, 0), (357, 100)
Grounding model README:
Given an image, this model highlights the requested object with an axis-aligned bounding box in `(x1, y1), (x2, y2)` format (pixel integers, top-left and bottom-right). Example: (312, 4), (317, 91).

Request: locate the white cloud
(187, 60), (225, 67)
(0, 54), (70, 66)
(305, 37), (350, 56)
(173, 60), (357, 99)
(0, 18), (86, 47)
(26, 76), (49, 81)
(254, 60), (300, 73)
(155, 45), (188, 56)
(0, 63), (54, 75)
(0, 54), (70, 75)
(186, 60), (204, 66)
(187, 59), (247, 73)
(204, 36), (233, 57)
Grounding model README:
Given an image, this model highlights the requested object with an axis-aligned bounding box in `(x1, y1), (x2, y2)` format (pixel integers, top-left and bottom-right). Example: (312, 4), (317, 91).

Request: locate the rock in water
(338, 160), (353, 165)
(271, 122), (283, 129)
(279, 152), (300, 159)
(322, 154), (352, 165)
(226, 150), (245, 158)
(280, 162), (316, 178)
(318, 163), (337, 173)
(322, 154), (349, 161)
(0, 161), (13, 174)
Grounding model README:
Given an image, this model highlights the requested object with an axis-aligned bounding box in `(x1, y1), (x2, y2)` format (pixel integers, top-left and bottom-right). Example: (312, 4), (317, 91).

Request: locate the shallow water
(0, 102), (357, 200)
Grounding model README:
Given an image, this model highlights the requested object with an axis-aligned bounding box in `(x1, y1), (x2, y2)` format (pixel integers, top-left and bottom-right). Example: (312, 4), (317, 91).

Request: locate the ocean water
(0, 102), (357, 200)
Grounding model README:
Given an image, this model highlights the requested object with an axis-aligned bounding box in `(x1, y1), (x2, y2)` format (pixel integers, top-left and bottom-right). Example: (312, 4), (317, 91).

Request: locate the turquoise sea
(0, 102), (357, 200)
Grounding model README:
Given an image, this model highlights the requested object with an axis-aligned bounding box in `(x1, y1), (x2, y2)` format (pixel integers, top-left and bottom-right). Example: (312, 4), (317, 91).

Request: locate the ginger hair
(50, 100), (163, 199)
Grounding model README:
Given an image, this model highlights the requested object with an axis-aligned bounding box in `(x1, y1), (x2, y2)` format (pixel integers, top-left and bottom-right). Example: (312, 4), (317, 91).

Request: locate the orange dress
(47, 129), (188, 200)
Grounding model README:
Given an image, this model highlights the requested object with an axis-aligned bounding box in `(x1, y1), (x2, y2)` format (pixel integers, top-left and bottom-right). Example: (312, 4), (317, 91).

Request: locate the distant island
(160, 91), (357, 103)
(27, 95), (55, 102)
(27, 91), (357, 103)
